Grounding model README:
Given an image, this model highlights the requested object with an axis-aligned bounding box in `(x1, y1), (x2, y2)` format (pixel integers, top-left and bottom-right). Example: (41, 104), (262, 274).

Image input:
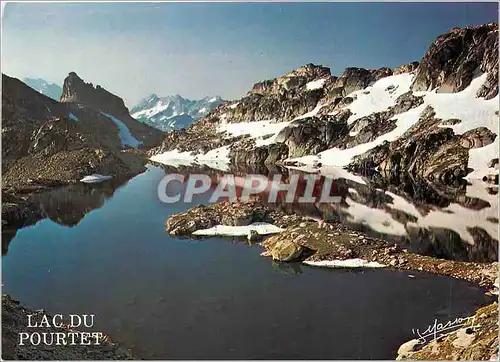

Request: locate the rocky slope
(2, 294), (133, 360)
(2, 74), (160, 189)
(23, 77), (63, 101)
(2, 73), (165, 227)
(131, 94), (225, 132)
(397, 302), (499, 360)
(150, 22), (499, 186)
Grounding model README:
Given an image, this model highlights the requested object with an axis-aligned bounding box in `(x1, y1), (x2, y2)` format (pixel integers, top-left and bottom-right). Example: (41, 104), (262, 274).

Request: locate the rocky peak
(147, 94), (160, 103)
(60, 72), (130, 117)
(283, 63), (331, 79)
(394, 61), (420, 75)
(411, 22), (498, 99)
(249, 63), (332, 95)
(327, 66), (393, 99)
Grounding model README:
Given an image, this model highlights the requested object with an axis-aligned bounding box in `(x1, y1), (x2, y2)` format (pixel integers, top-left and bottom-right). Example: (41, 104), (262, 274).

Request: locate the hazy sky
(2, 2), (497, 106)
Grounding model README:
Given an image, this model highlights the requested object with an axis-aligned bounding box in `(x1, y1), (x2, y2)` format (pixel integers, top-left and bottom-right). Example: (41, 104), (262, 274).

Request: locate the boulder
(262, 237), (306, 262)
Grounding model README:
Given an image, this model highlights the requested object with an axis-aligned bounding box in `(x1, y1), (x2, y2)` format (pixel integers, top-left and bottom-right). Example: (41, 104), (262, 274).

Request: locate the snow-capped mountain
(131, 94), (225, 132)
(150, 23), (499, 185)
(23, 78), (63, 101)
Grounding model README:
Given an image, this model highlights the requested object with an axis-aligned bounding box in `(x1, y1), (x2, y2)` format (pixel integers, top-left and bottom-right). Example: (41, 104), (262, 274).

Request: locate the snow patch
(306, 78), (327, 91)
(419, 73), (499, 179)
(101, 112), (142, 149)
(131, 100), (168, 119)
(304, 258), (386, 268)
(344, 178), (498, 245)
(404, 179), (498, 244)
(192, 222), (284, 236)
(80, 174), (113, 183)
(219, 119), (291, 147)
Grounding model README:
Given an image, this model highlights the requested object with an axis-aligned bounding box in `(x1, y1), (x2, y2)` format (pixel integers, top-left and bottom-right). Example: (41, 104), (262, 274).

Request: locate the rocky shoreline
(2, 294), (133, 360)
(397, 302), (499, 360)
(165, 198), (499, 359)
(1, 160), (148, 231)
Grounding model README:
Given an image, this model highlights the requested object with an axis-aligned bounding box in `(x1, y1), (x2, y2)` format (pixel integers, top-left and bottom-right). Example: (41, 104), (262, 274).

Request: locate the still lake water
(2, 165), (495, 359)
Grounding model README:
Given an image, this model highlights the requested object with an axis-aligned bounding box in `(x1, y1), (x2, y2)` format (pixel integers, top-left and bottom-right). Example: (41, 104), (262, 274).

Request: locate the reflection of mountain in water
(29, 177), (130, 227)
(2, 177), (131, 255)
(159, 163), (498, 262)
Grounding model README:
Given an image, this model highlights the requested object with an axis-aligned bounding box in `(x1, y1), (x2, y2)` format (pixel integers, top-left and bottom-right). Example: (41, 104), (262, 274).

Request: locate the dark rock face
(345, 112), (397, 148)
(275, 112), (350, 158)
(332, 67), (374, 96)
(348, 106), (470, 183)
(411, 22), (498, 99)
(1, 193), (42, 229)
(60, 72), (129, 118)
(230, 143), (289, 166)
(391, 91), (425, 114)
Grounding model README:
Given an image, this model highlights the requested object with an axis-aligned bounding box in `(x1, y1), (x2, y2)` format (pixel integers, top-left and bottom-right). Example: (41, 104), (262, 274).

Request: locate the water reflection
(4, 163), (498, 263)
(30, 177), (131, 227)
(2, 176), (131, 255)
(159, 163), (499, 262)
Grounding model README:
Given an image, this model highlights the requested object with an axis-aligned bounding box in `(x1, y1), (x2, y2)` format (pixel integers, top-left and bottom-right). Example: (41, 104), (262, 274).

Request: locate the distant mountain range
(130, 94), (225, 132)
(23, 78), (63, 101)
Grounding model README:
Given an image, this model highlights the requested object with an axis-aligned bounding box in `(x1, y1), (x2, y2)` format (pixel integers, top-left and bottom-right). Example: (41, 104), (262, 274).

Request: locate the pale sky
(2, 2), (497, 106)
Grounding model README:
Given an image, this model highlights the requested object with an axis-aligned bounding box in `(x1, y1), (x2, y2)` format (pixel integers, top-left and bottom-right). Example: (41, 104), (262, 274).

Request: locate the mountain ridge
(131, 93), (225, 131)
(149, 22), (499, 186)
(22, 77), (63, 101)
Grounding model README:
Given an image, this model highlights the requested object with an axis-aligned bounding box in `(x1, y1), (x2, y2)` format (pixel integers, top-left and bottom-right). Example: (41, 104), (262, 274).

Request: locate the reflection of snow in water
(343, 177), (498, 245)
(80, 174), (113, 183)
(281, 165), (497, 246)
(150, 147), (230, 172)
(404, 180), (498, 245)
